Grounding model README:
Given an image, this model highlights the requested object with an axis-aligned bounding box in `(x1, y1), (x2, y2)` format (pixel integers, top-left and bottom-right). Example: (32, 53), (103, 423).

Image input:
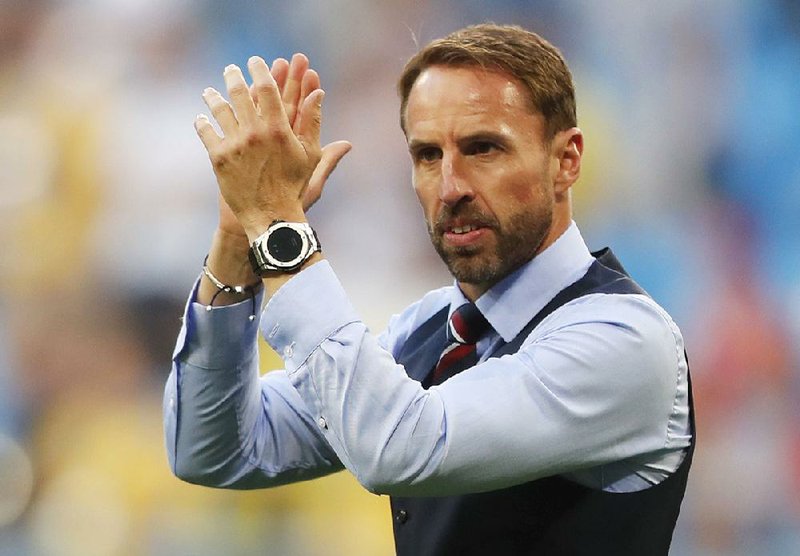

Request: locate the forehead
(404, 65), (541, 138)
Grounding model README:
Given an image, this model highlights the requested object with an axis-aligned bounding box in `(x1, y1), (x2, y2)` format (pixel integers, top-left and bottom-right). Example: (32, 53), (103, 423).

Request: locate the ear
(551, 127), (583, 195)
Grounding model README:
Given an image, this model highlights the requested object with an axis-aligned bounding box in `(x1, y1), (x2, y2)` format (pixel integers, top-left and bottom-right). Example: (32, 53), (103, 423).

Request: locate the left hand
(195, 56), (327, 239)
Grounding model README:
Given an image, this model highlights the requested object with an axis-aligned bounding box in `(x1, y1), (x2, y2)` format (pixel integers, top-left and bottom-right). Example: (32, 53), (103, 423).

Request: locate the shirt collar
(448, 221), (594, 343)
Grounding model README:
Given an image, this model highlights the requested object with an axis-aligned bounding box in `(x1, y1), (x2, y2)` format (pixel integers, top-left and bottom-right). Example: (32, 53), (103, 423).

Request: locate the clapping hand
(196, 54), (351, 241)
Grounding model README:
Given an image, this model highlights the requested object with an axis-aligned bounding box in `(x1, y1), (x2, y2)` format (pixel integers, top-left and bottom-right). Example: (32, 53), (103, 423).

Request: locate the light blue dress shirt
(164, 223), (691, 496)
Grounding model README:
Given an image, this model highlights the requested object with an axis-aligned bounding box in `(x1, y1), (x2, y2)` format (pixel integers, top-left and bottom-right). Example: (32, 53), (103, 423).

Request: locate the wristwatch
(248, 220), (321, 276)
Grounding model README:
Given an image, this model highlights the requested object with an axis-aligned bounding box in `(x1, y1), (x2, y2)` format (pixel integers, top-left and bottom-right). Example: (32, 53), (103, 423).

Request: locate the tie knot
(448, 303), (491, 345)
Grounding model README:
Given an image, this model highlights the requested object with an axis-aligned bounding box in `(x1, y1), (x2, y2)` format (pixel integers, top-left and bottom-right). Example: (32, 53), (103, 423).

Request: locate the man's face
(405, 65), (558, 298)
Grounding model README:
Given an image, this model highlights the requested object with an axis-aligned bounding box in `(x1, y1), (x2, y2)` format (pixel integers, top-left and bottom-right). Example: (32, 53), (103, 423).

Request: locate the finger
(250, 58), (288, 110)
(194, 114), (222, 151)
(249, 84), (258, 108)
(202, 87), (238, 137)
(282, 53), (309, 126)
(295, 89), (324, 158)
(300, 69), (321, 103)
(223, 64), (257, 125)
(247, 55), (289, 127)
(271, 58), (290, 92)
(303, 140), (352, 210)
(294, 69), (321, 132)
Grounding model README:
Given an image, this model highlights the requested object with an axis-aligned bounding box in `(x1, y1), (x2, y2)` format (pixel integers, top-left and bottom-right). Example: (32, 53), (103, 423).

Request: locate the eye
(414, 147), (442, 163)
(465, 141), (498, 156)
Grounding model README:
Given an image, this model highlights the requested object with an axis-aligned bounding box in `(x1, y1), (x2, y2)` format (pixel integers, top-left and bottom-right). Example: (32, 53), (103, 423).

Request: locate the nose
(439, 152), (474, 207)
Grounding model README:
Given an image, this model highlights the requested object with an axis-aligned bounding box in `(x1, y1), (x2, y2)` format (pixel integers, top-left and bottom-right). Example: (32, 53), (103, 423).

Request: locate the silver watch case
(249, 221), (320, 275)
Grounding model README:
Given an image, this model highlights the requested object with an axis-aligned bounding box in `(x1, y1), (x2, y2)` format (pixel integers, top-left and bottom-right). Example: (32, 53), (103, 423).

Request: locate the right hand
(215, 53), (351, 239)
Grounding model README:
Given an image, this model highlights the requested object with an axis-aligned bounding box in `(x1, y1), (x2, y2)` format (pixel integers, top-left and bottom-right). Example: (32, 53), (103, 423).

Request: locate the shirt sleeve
(263, 262), (687, 497)
(163, 277), (343, 489)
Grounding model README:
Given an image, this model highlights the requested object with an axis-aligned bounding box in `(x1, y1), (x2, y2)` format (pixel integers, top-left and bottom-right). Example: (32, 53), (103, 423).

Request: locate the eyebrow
(406, 139), (438, 153)
(456, 131), (509, 148)
(407, 131), (510, 152)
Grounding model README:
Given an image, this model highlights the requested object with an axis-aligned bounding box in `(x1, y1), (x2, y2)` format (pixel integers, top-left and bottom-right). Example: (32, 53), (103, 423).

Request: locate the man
(165, 24), (694, 555)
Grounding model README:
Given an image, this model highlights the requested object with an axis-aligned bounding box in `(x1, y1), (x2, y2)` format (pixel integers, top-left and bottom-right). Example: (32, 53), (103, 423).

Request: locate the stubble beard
(428, 204), (553, 291)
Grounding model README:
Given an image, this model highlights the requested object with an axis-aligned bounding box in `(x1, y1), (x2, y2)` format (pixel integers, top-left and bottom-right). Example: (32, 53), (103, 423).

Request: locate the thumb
(302, 140), (352, 210)
(316, 141), (352, 182)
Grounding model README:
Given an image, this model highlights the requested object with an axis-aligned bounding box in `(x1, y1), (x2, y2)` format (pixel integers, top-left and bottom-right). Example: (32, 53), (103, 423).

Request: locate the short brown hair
(398, 23), (577, 139)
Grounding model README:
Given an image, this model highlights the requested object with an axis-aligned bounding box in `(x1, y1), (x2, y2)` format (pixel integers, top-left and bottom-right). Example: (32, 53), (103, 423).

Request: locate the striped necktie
(426, 303), (491, 387)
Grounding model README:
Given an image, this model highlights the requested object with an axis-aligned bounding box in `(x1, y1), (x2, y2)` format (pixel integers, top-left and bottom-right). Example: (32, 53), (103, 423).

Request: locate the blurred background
(1, 0), (799, 554)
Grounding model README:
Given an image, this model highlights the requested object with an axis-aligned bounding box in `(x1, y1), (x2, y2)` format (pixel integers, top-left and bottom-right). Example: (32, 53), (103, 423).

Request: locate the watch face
(267, 226), (304, 264)
(249, 221), (318, 275)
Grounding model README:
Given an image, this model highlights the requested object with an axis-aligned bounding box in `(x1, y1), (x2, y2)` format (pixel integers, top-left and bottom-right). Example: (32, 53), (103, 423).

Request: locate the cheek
(496, 168), (546, 205)
(505, 160), (552, 204)
(412, 177), (438, 218)
(511, 181), (536, 204)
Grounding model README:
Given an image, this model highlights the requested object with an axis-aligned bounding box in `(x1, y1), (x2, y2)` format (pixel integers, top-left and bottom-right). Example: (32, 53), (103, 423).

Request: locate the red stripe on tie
(425, 303), (491, 387)
(431, 343), (475, 384)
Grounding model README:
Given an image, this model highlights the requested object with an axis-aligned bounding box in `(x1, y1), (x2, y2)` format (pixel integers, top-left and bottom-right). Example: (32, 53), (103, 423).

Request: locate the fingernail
(224, 64), (238, 73)
(248, 55), (263, 66)
(202, 87), (215, 97)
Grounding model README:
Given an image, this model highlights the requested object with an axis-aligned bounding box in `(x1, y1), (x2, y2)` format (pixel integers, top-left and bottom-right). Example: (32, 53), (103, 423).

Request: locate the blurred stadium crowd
(1, 0), (799, 554)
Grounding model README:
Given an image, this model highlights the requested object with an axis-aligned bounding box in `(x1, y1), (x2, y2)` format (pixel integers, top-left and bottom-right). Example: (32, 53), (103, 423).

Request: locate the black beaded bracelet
(202, 256), (261, 321)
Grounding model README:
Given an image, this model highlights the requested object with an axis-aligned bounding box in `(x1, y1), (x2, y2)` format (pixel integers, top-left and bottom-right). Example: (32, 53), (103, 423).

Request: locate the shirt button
(395, 509), (408, 524)
(317, 417), (327, 430)
(169, 397), (175, 409)
(283, 344), (294, 358)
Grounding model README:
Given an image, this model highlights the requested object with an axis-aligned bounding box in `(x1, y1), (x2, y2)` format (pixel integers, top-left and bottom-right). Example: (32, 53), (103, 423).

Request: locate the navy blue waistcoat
(391, 249), (694, 555)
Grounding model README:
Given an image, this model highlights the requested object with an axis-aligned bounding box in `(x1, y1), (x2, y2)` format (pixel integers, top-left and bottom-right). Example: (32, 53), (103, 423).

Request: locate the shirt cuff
(174, 275), (265, 369)
(260, 260), (360, 372)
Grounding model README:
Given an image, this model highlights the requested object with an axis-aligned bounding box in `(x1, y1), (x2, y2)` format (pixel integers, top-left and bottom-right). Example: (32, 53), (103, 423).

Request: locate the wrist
(240, 207), (306, 243)
(212, 227), (250, 253)
(198, 230), (262, 306)
(200, 255), (261, 319)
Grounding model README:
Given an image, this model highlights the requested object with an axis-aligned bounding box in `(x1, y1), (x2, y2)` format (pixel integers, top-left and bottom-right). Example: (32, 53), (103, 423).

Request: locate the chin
(446, 255), (501, 285)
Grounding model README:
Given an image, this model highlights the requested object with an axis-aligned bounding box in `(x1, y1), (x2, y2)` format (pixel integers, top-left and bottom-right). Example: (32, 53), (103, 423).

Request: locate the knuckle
(244, 130), (263, 147)
(228, 82), (249, 97)
(209, 101), (230, 116)
(255, 81), (277, 95)
(208, 149), (230, 169)
(266, 126), (288, 142)
(195, 123), (210, 138)
(210, 151), (228, 170)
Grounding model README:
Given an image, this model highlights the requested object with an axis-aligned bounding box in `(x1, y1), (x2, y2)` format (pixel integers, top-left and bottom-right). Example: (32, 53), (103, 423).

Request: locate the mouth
(448, 224), (480, 234)
(441, 221), (490, 247)
(433, 205), (497, 250)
